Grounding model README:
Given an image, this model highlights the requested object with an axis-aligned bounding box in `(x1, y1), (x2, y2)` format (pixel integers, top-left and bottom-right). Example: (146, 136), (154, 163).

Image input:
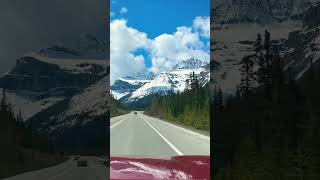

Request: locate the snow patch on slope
(110, 90), (129, 100)
(129, 72), (175, 100)
(64, 77), (108, 118)
(127, 58), (210, 101)
(212, 21), (302, 92)
(24, 52), (106, 74)
(0, 88), (64, 120)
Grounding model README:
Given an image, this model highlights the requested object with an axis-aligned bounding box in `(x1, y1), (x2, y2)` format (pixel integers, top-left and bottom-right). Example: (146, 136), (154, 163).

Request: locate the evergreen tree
(217, 87), (224, 114)
(239, 55), (255, 96)
(271, 53), (284, 104)
(257, 30), (273, 99)
(146, 74), (210, 131)
(254, 33), (263, 60)
(185, 79), (190, 91)
(1, 89), (7, 112)
(254, 33), (264, 81)
(264, 30), (272, 98)
(16, 109), (23, 128)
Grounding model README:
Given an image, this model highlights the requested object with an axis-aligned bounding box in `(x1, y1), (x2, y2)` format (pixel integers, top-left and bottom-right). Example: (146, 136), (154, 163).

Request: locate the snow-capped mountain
(110, 79), (148, 100)
(110, 71), (155, 100)
(0, 43), (108, 152)
(128, 72), (176, 100)
(211, 0), (320, 93)
(28, 77), (108, 135)
(122, 71), (156, 80)
(116, 58), (210, 107)
(0, 52), (106, 92)
(0, 51), (107, 118)
(0, 88), (64, 120)
(172, 57), (208, 70)
(62, 76), (108, 120)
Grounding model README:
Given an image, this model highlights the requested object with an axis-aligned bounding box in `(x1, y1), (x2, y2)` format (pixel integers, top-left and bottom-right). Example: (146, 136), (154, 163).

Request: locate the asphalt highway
(3, 156), (108, 180)
(110, 111), (210, 157)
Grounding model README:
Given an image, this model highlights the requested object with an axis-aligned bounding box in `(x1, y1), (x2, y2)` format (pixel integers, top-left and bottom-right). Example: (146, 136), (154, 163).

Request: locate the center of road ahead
(110, 112), (210, 157)
(138, 114), (184, 155)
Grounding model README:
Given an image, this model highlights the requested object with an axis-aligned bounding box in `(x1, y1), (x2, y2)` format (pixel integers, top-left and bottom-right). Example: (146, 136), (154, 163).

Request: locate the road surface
(111, 111), (210, 157)
(3, 156), (108, 180)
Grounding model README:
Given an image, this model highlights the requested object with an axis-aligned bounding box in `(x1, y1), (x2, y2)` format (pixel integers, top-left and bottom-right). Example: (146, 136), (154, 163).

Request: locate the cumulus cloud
(110, 19), (150, 54)
(120, 7), (128, 14)
(193, 16), (210, 38)
(110, 19), (149, 83)
(110, 16), (210, 82)
(149, 26), (209, 73)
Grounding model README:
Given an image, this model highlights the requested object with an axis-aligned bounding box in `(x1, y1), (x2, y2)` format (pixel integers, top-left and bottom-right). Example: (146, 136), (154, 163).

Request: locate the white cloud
(110, 19), (149, 53)
(111, 52), (146, 83)
(110, 16), (210, 82)
(110, 11), (115, 17)
(149, 26), (209, 73)
(110, 19), (149, 83)
(120, 7), (128, 14)
(193, 16), (210, 38)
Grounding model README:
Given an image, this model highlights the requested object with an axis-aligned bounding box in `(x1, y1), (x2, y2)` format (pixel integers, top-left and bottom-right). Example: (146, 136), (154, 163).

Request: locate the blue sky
(111, 0), (210, 38)
(110, 0), (210, 83)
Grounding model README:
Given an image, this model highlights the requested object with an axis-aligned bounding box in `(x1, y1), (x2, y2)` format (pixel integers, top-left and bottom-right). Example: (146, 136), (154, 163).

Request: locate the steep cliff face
(0, 41), (109, 153)
(27, 77), (109, 153)
(213, 0), (312, 24)
(283, 3), (320, 80)
(304, 2), (320, 27)
(211, 0), (320, 93)
(0, 54), (107, 92)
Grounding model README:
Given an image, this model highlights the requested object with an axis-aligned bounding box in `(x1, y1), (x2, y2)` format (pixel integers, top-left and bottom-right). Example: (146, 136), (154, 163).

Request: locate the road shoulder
(142, 112), (210, 137)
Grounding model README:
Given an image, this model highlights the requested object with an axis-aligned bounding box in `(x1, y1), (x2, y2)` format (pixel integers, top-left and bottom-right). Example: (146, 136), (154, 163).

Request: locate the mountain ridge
(111, 57), (210, 108)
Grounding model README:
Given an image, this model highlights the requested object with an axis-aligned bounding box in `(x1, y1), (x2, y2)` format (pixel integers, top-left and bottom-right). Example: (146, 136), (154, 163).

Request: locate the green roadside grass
(143, 112), (210, 137)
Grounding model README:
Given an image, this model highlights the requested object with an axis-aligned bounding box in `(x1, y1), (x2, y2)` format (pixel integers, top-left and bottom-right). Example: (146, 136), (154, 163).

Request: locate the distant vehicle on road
(77, 159), (88, 166)
(134, 111), (137, 114)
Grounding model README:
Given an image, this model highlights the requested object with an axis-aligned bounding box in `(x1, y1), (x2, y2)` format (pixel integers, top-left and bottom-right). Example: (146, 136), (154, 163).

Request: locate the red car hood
(110, 155), (210, 180)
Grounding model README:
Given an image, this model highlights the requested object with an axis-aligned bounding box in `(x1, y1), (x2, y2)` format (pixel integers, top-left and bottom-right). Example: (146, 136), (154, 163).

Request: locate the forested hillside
(110, 95), (129, 117)
(213, 30), (320, 179)
(146, 73), (210, 131)
(0, 89), (63, 178)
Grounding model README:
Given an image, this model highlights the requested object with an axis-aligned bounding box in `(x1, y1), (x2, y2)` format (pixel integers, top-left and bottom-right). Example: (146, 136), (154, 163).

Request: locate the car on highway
(110, 156), (210, 179)
(77, 159), (88, 167)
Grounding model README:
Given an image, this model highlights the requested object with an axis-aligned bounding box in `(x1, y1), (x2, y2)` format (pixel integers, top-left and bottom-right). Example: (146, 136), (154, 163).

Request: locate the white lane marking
(142, 114), (210, 140)
(110, 115), (130, 129)
(139, 114), (184, 156)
